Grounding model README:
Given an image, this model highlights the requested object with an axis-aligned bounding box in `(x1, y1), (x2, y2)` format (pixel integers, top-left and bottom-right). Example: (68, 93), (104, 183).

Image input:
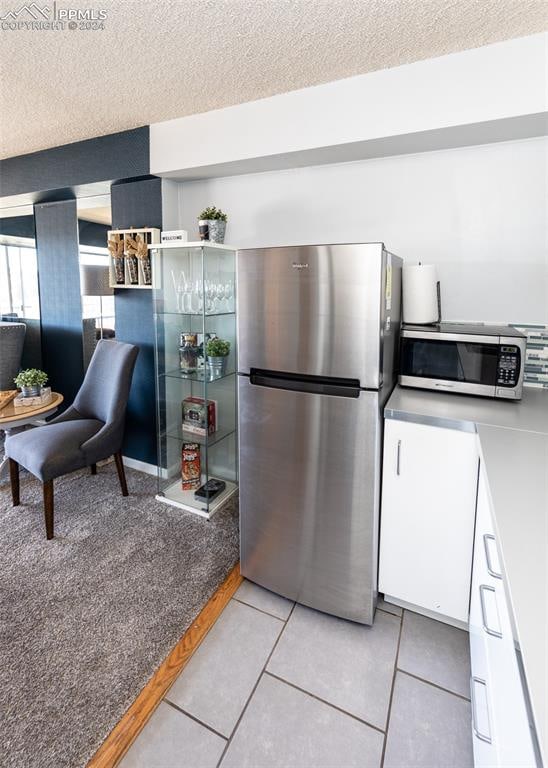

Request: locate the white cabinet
(470, 463), (537, 767)
(379, 418), (479, 624)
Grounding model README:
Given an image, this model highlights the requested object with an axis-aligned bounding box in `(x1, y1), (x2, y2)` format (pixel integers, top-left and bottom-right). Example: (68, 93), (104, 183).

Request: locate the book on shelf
(181, 442), (201, 491)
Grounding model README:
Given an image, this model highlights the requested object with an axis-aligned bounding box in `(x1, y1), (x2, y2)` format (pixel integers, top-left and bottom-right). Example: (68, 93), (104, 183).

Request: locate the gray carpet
(0, 462), (239, 768)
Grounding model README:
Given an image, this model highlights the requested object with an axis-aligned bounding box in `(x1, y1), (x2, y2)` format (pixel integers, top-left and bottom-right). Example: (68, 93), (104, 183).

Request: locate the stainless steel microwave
(399, 323), (527, 400)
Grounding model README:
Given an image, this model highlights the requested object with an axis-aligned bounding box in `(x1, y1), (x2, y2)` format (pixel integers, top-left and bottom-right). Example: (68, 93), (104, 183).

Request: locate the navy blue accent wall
(0, 215), (35, 239)
(34, 199), (84, 404)
(0, 214), (106, 247)
(111, 177), (162, 466)
(1, 127), (159, 465)
(78, 219), (109, 248)
(0, 127), (150, 199)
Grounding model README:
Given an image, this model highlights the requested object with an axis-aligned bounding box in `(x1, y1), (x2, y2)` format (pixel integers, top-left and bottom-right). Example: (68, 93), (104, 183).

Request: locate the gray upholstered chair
(0, 321), (26, 390)
(6, 340), (139, 539)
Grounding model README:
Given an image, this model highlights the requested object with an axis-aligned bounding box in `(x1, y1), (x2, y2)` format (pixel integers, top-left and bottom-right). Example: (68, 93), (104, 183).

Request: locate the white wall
(179, 137), (548, 325)
(151, 33), (548, 179)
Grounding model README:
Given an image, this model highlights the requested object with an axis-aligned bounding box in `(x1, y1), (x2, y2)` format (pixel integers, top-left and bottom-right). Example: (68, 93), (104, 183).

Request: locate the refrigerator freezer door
(238, 374), (382, 624)
(237, 244), (386, 389)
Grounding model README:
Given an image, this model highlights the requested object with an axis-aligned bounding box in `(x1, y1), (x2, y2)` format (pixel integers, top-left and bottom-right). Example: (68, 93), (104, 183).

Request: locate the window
(0, 240), (40, 320)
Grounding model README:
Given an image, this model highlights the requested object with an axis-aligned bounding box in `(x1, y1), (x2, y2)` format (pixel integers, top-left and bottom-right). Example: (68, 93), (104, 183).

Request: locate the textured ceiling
(0, 0), (546, 159)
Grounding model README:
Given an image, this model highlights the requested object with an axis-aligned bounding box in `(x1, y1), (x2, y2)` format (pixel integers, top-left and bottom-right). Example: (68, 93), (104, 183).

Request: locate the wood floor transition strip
(87, 563), (243, 768)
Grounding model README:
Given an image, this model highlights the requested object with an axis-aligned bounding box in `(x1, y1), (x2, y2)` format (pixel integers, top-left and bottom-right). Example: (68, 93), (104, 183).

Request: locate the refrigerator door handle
(249, 369), (361, 398)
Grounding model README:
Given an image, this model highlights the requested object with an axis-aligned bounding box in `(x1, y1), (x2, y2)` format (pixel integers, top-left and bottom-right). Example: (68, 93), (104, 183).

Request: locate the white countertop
(385, 385), (548, 763)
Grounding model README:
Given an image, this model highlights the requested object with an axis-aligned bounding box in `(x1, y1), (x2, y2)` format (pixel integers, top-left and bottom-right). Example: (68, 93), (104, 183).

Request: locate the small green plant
(14, 368), (48, 388)
(206, 338), (230, 357)
(198, 206), (228, 222)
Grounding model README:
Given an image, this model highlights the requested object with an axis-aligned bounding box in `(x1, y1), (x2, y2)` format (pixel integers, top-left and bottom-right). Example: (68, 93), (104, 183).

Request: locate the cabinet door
(379, 419), (479, 623)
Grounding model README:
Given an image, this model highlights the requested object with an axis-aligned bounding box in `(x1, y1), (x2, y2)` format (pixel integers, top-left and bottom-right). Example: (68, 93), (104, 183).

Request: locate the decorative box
(161, 229), (188, 244)
(182, 396), (217, 436)
(14, 387), (52, 407)
(107, 227), (160, 289)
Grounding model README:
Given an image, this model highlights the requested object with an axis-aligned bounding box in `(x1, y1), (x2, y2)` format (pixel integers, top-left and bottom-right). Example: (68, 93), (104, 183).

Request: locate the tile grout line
(163, 699), (229, 742)
(160, 593), (469, 767)
(156, 596), (288, 759)
(231, 595), (293, 622)
(395, 668), (472, 702)
(380, 606), (404, 767)
(214, 600), (298, 768)
(393, 607), (472, 703)
(162, 596), (288, 739)
(263, 670), (386, 735)
(218, 598), (406, 758)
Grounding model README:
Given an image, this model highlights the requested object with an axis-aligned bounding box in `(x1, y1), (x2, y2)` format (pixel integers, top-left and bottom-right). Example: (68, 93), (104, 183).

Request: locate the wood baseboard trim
(87, 563), (243, 768)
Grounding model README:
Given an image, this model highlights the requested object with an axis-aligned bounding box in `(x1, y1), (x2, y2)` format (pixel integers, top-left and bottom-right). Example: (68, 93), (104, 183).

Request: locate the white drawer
(470, 465), (538, 767)
(470, 617), (497, 762)
(470, 670), (498, 768)
(483, 582), (537, 766)
(471, 588), (536, 766)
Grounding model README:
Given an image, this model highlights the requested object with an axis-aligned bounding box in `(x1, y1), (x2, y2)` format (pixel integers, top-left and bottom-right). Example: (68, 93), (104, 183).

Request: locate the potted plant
(14, 368), (48, 398)
(198, 206), (228, 244)
(206, 337), (230, 379)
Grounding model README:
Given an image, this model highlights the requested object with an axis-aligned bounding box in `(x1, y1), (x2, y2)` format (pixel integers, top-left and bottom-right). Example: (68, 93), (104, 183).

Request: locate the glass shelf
(152, 242), (238, 519)
(150, 241), (236, 252)
(157, 477), (238, 518)
(155, 310), (236, 318)
(163, 426), (236, 449)
(162, 368), (236, 383)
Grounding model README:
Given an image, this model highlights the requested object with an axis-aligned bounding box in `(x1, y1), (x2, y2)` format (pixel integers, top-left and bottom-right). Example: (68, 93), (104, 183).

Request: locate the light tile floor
(120, 581), (473, 768)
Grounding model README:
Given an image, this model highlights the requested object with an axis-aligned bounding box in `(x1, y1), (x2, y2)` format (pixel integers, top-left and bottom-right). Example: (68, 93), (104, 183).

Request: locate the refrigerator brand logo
(291, 262), (309, 270)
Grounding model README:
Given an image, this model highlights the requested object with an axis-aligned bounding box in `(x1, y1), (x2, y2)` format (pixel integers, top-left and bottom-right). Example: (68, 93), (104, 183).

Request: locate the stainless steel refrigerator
(237, 243), (402, 624)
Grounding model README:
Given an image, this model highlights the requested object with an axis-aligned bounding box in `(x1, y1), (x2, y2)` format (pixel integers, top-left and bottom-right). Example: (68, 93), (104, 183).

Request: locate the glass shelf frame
(156, 310), (236, 319)
(152, 243), (238, 519)
(163, 425), (236, 450)
(162, 369), (236, 383)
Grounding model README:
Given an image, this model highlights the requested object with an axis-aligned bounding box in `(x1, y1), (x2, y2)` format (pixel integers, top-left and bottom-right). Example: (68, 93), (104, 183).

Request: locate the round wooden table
(0, 392), (63, 475)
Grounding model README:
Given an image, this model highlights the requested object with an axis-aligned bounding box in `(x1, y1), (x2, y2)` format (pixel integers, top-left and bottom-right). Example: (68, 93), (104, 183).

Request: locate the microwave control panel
(497, 345), (520, 387)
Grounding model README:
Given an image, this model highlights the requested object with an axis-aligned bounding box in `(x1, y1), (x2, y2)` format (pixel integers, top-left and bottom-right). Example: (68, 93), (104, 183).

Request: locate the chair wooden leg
(90, 463), (97, 475)
(43, 480), (54, 540)
(114, 451), (128, 497)
(9, 459), (20, 506)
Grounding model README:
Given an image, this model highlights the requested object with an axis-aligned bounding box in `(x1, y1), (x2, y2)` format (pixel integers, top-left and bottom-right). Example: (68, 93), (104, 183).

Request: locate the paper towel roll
(403, 264), (439, 324)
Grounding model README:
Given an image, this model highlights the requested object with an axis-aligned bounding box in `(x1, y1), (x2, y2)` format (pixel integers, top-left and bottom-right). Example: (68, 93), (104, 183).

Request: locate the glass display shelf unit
(151, 242), (238, 519)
